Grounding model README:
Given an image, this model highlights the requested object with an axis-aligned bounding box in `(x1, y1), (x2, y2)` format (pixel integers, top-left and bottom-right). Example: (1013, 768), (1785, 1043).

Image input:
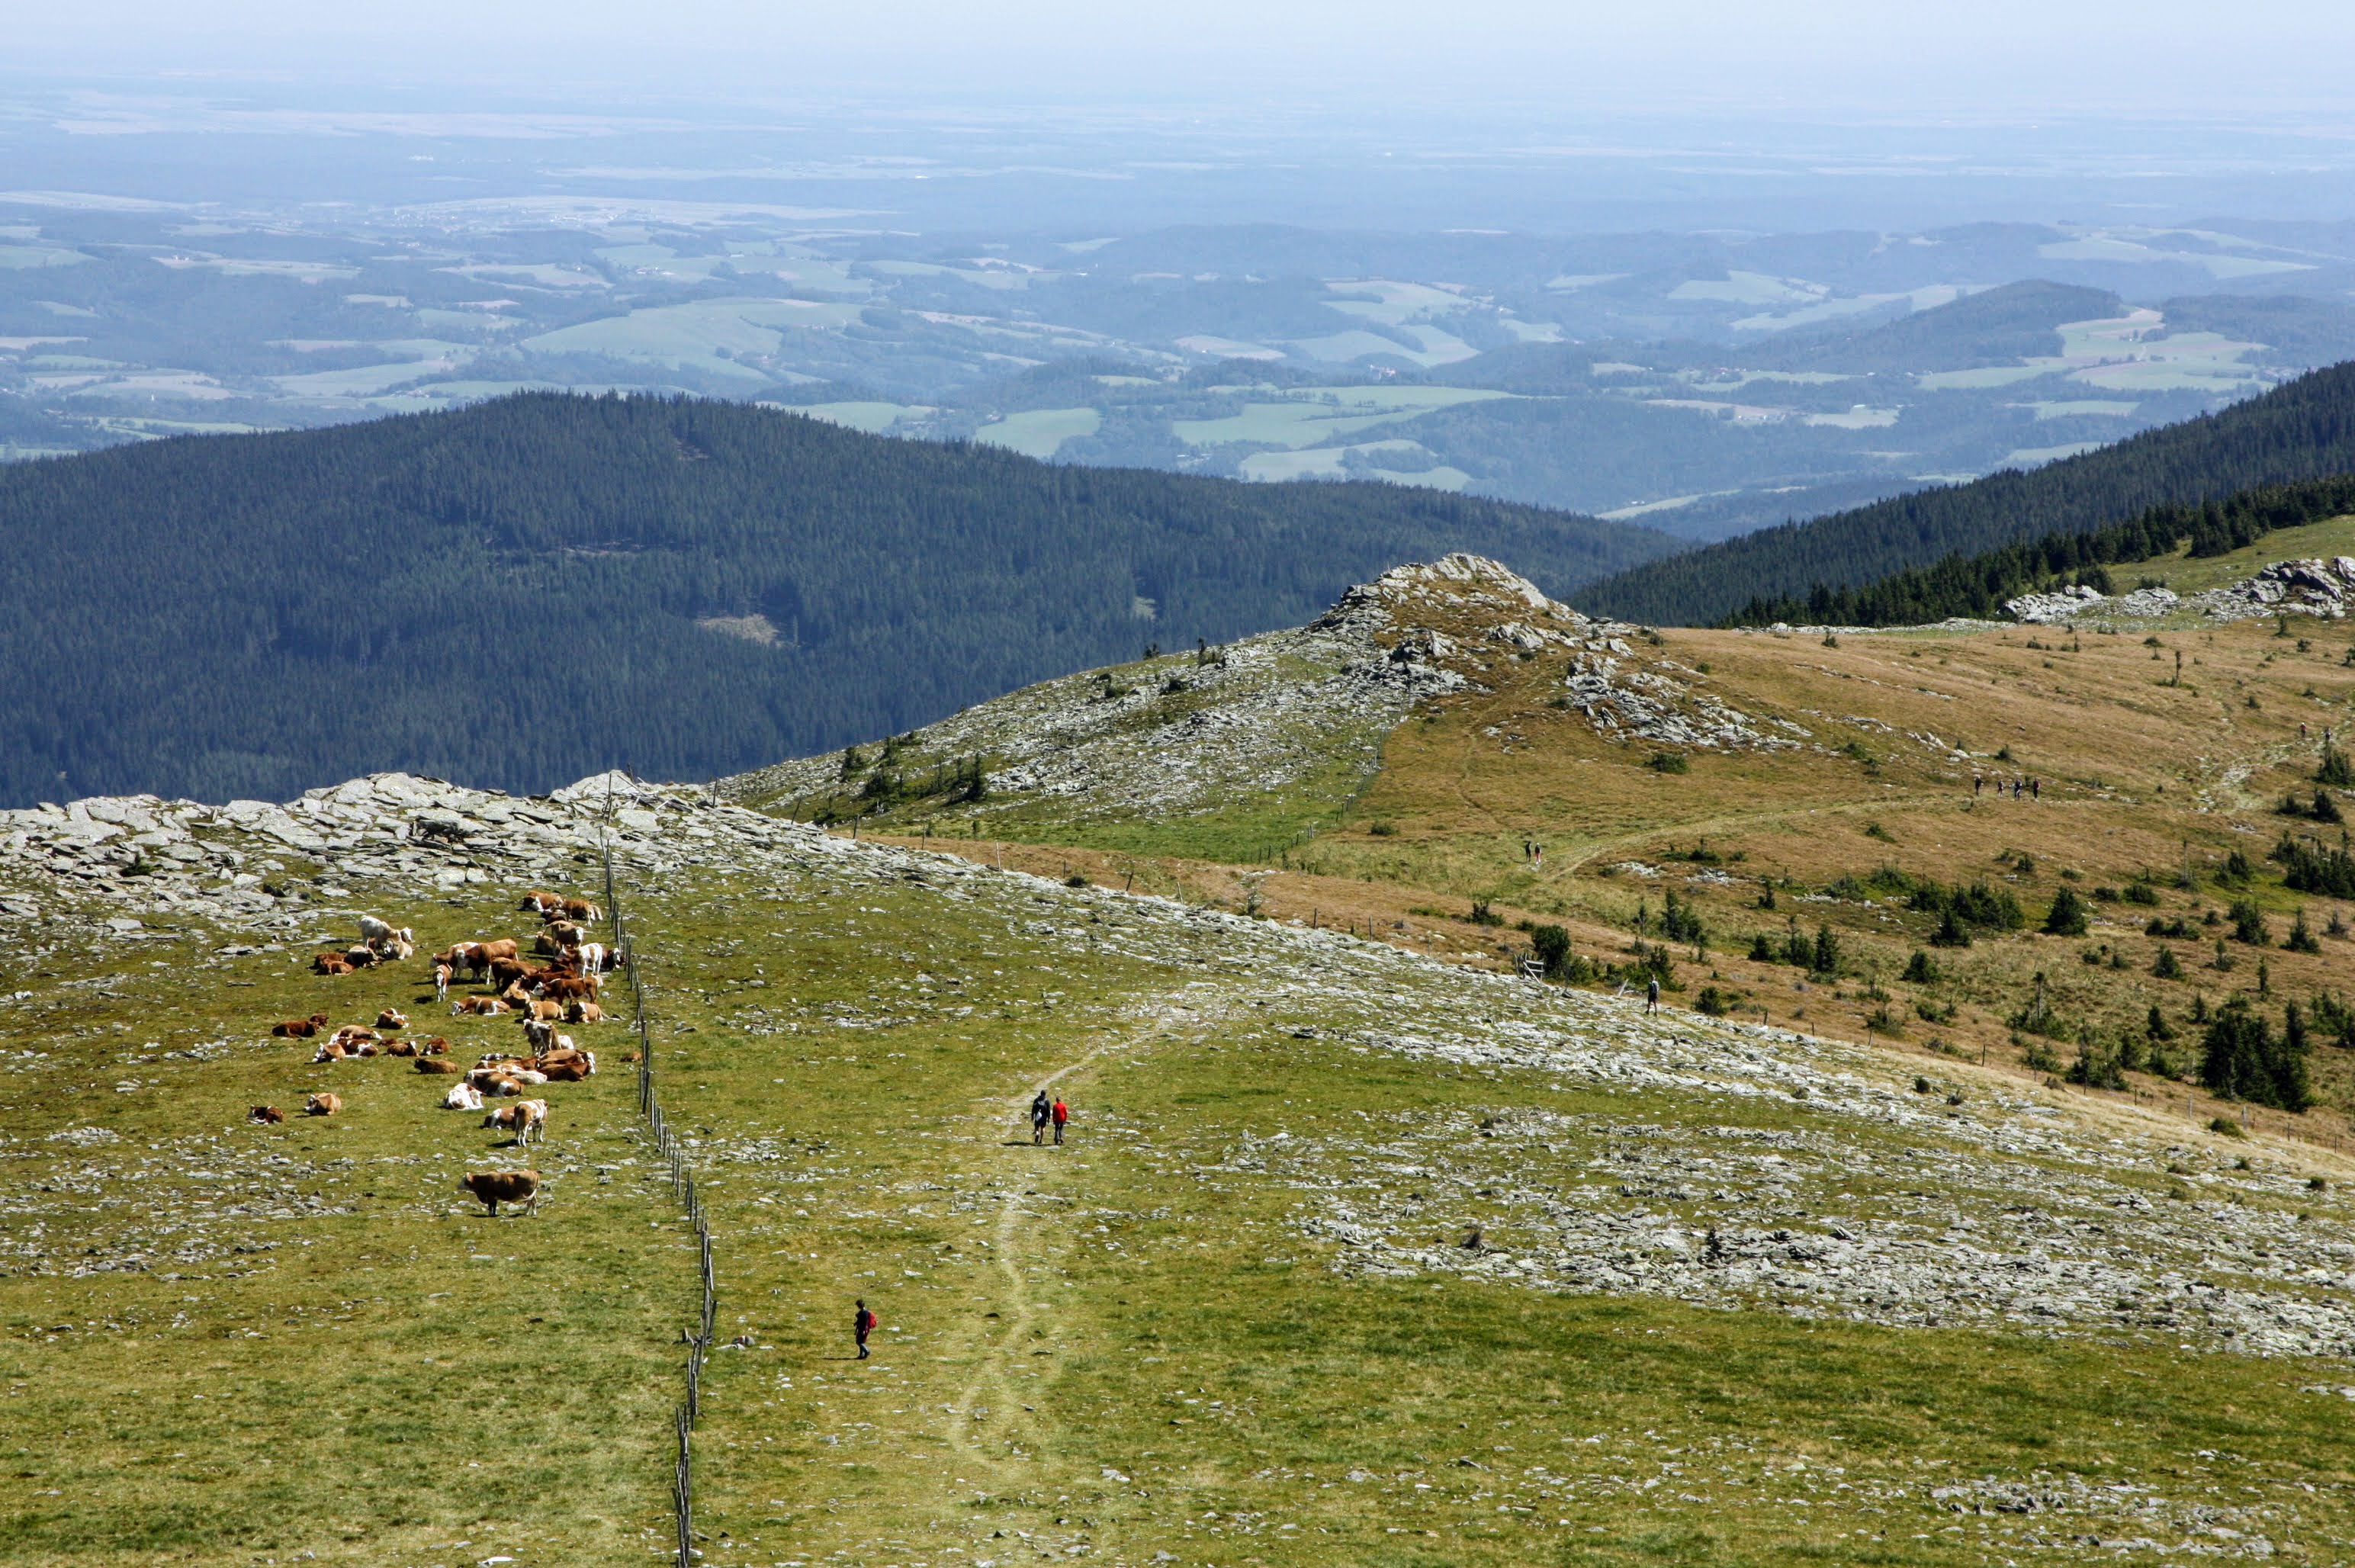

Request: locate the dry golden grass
(895, 604), (2355, 1150)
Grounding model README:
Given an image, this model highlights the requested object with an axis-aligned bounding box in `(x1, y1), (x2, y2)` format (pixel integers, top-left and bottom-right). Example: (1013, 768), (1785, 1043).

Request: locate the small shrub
(2123, 879), (2161, 905)
(1865, 821), (1895, 843)
(2318, 743), (2355, 788)
(2229, 898), (2270, 946)
(1065, 873), (1089, 888)
(1367, 820), (1398, 837)
(2286, 908), (2321, 954)
(1900, 949), (1940, 983)
(2042, 885), (2090, 937)
(2209, 1115), (2247, 1139)
(1695, 985), (1730, 1017)
(2022, 1039), (2065, 1074)
(2152, 945), (2184, 980)
(1468, 899), (1504, 928)
(1646, 750), (1690, 775)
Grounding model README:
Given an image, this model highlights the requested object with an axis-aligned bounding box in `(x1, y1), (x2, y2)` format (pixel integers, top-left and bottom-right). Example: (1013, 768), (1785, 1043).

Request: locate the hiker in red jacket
(854, 1298), (876, 1360)
(1051, 1096), (1069, 1145)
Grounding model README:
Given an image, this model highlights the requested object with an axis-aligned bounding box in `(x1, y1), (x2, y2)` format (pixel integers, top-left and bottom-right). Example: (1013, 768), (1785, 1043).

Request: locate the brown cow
(304, 1093), (342, 1117)
(561, 898), (602, 923)
(461, 1168), (541, 1216)
(248, 1104), (284, 1124)
(313, 952), (355, 976)
(312, 1039), (348, 1063)
(384, 1039), (418, 1057)
(453, 996), (508, 1017)
(416, 1057), (467, 1075)
(487, 957), (530, 991)
(535, 975), (596, 1004)
(538, 1059), (591, 1083)
(519, 892), (563, 915)
(375, 1008), (408, 1031)
(564, 1001), (605, 1024)
(418, 1035), (451, 1056)
(271, 1017), (320, 1038)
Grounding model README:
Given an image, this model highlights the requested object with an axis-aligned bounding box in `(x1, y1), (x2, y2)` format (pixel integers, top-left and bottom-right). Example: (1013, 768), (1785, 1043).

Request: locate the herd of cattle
(247, 890), (623, 1217)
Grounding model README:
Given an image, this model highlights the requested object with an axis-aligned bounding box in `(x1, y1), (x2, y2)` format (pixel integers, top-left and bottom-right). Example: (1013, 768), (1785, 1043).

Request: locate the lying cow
(415, 1057), (467, 1075)
(313, 1040), (347, 1064)
(375, 1008), (408, 1031)
(461, 1168), (540, 1216)
(562, 898), (602, 923)
(271, 1014), (328, 1038)
(564, 1000), (605, 1024)
(519, 892), (563, 916)
(443, 1082), (484, 1112)
(313, 952), (355, 976)
(484, 1098), (548, 1145)
(452, 996), (508, 1017)
(248, 1104), (284, 1124)
(304, 1093), (342, 1117)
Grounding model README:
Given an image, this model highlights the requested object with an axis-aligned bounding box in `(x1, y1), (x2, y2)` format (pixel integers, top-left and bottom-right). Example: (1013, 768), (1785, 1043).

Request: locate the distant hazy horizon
(12, 0), (2355, 119)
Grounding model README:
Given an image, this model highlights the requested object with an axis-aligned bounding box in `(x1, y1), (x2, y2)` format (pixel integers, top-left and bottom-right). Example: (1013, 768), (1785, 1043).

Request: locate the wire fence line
(599, 817), (715, 1568)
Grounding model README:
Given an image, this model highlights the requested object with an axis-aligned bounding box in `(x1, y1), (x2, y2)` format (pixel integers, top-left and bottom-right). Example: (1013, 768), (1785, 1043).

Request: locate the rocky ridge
(2006, 557), (2355, 625)
(717, 554), (1809, 831)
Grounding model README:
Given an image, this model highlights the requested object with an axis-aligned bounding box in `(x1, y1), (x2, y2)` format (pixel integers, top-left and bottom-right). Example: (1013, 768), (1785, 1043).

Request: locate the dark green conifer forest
(0, 392), (1672, 805)
(1579, 360), (2355, 626)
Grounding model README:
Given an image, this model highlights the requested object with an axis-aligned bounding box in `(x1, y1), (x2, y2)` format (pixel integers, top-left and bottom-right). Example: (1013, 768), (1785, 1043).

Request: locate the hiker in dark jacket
(1030, 1090), (1051, 1145)
(854, 1299), (876, 1359)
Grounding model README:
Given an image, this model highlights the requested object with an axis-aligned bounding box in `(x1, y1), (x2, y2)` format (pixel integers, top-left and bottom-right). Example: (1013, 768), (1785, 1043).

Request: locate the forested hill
(0, 392), (1675, 807)
(1576, 358), (2355, 626)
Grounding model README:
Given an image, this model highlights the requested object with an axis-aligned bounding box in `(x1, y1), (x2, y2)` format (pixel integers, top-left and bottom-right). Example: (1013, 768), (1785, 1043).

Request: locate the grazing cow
(416, 1057), (466, 1075)
(561, 898), (602, 923)
(313, 952), (354, 976)
(453, 996), (507, 1017)
(460, 1168), (541, 1216)
(358, 915), (414, 948)
(574, 943), (607, 975)
(564, 1000), (605, 1024)
(535, 975), (596, 1004)
(433, 963), (451, 1003)
(271, 1017), (320, 1039)
(531, 930), (566, 958)
(376, 1008), (408, 1031)
(544, 919), (586, 946)
(522, 1018), (557, 1053)
(248, 1104), (284, 1124)
(443, 1082), (484, 1112)
(487, 957), (530, 991)
(304, 1093), (342, 1117)
(479, 938), (520, 963)
(520, 892), (563, 916)
(484, 1098), (549, 1145)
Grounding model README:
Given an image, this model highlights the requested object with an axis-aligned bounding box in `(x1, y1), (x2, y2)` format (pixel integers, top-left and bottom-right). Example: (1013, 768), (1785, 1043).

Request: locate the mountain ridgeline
(0, 392), (1675, 808)
(1578, 358), (2355, 626)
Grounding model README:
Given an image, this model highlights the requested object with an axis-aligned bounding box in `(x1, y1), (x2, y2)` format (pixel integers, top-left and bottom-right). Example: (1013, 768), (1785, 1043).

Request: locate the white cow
(358, 915), (414, 948)
(443, 1082), (484, 1111)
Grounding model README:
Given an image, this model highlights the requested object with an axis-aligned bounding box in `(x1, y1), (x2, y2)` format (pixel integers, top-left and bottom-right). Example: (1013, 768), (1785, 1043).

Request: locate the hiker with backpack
(853, 1298), (876, 1360)
(1030, 1090), (1051, 1145)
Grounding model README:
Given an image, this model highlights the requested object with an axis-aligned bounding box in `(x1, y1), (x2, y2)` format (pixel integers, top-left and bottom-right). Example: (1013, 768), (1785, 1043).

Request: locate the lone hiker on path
(1052, 1096), (1070, 1145)
(1030, 1090), (1051, 1145)
(854, 1298), (876, 1360)
(1646, 976), (1661, 1016)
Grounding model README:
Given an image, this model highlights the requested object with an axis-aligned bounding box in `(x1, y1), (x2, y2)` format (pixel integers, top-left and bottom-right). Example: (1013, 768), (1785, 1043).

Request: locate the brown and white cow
(520, 892), (564, 916)
(484, 1098), (548, 1145)
(303, 1093), (342, 1117)
(461, 1168), (540, 1216)
(375, 1008), (408, 1031)
(248, 1104), (284, 1124)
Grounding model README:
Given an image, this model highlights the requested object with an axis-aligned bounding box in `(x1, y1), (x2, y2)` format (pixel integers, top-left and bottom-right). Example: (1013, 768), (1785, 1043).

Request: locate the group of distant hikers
(852, 1088), (1073, 1358)
(1974, 775), (2040, 799)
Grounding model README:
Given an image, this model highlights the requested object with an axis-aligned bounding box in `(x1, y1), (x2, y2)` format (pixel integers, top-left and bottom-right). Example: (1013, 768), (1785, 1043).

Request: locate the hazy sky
(14, 0), (2355, 118)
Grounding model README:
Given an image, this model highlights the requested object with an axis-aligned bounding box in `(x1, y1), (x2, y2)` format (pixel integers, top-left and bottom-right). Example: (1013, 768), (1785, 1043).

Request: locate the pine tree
(2042, 885), (2090, 937)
